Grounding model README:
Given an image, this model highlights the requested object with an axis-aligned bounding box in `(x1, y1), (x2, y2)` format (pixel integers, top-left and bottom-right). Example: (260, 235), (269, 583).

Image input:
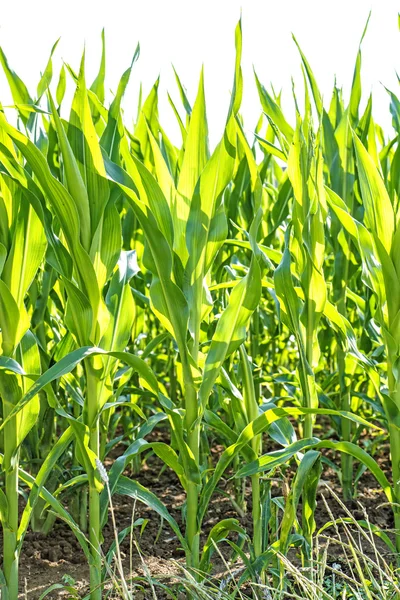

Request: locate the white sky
(1, 0), (400, 148)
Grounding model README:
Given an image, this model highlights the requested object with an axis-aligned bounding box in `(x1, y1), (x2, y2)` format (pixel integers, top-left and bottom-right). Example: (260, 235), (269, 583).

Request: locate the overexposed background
(1, 0), (399, 147)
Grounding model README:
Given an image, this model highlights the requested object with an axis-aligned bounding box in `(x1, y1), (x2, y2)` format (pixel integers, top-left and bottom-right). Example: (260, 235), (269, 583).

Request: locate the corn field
(0, 14), (400, 600)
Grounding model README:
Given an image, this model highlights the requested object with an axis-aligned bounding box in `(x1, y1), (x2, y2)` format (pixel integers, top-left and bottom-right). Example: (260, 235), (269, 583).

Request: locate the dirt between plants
(1, 428), (394, 598)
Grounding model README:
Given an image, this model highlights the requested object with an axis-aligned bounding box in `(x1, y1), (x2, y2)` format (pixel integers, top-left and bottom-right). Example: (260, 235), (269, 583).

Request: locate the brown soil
(1, 428), (394, 598)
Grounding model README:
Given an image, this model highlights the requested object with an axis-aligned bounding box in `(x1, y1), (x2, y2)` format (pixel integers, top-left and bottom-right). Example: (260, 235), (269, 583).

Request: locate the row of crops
(0, 16), (399, 599)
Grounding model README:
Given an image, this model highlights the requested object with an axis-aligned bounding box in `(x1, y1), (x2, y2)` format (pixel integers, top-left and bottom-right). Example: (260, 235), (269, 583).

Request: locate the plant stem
(251, 417), (262, 559)
(239, 346), (262, 558)
(338, 345), (353, 501)
(336, 232), (353, 501)
(387, 360), (400, 555)
(303, 288), (317, 440)
(183, 363), (200, 571)
(233, 454), (245, 512)
(298, 350), (315, 440)
(338, 120), (353, 502)
(0, 374), (20, 600)
(80, 486), (89, 533)
(86, 364), (102, 600)
(389, 422), (400, 554)
(301, 307), (318, 571)
(251, 473), (262, 557)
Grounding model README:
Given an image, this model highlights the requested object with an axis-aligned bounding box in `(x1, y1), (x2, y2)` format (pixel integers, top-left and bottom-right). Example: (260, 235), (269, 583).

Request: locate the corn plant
(0, 122), (47, 596)
(0, 46), (149, 597)
(0, 13), (400, 600)
(102, 20), (266, 573)
(325, 134), (400, 550)
(294, 16), (372, 501)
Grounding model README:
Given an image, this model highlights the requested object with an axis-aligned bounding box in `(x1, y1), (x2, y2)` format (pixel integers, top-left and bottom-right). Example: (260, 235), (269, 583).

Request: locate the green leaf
(198, 257), (261, 410)
(238, 438), (393, 505)
(254, 71), (293, 142)
(48, 91), (91, 251)
(102, 152), (189, 354)
(0, 47), (33, 125)
(280, 450), (321, 552)
(177, 67), (209, 210)
(0, 347), (160, 433)
(37, 39), (60, 99)
(198, 407), (382, 525)
(90, 29), (106, 104)
(56, 65), (66, 107)
(100, 44), (140, 162)
(352, 131), (394, 253)
(0, 114), (101, 331)
(114, 476), (189, 553)
(18, 465), (91, 561)
(68, 52), (110, 239)
(2, 197), (46, 311)
(200, 518), (245, 571)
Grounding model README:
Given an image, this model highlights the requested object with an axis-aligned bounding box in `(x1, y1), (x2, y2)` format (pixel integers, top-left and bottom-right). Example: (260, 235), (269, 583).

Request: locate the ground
(2, 428), (394, 598)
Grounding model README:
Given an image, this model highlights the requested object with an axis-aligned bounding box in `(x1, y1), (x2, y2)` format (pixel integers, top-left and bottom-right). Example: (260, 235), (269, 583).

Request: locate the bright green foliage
(0, 16), (399, 600)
